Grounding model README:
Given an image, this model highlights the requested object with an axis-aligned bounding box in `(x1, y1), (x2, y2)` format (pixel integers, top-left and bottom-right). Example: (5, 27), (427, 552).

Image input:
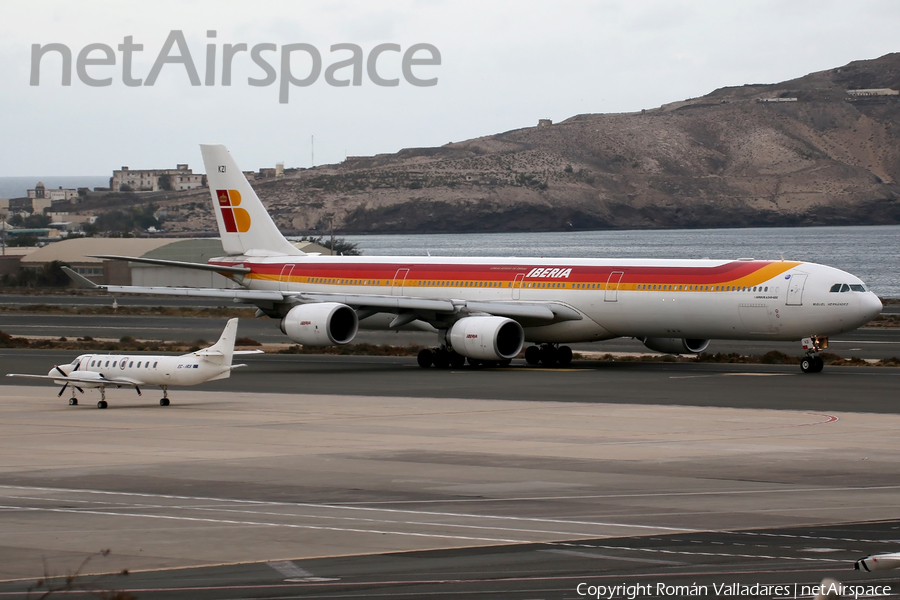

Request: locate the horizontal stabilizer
(89, 255), (251, 275)
(61, 266), (100, 289)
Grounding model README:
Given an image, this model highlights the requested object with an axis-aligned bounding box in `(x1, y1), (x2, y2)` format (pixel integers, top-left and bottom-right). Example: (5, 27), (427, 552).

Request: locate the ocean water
(344, 225), (900, 298)
(0, 176), (110, 200)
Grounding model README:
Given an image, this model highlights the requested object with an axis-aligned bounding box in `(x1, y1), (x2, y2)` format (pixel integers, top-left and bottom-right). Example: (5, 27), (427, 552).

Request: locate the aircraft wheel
(540, 345), (558, 366)
(800, 357), (814, 373)
(557, 346), (573, 367)
(467, 357), (482, 368)
(97, 400), (108, 409)
(812, 356), (824, 373)
(69, 398), (78, 406)
(524, 346), (541, 365)
(433, 350), (451, 369)
(417, 349), (434, 368)
(499, 359), (512, 367)
(449, 352), (466, 368)
(160, 398), (170, 406)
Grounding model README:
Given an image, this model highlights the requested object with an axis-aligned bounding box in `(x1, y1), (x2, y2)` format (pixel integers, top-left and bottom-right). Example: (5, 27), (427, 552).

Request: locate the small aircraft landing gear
(800, 336), (828, 374)
(68, 397), (78, 406)
(525, 344), (573, 367)
(160, 386), (170, 406)
(97, 388), (107, 409)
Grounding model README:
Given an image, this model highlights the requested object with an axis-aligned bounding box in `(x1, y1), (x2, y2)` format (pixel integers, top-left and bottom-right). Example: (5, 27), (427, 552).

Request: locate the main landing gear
(800, 336), (828, 374)
(524, 344), (573, 367)
(160, 386), (170, 407)
(416, 348), (511, 369)
(97, 387), (107, 409)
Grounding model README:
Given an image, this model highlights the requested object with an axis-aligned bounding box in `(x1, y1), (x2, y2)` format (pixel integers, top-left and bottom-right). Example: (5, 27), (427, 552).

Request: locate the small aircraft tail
(195, 317), (239, 371)
(200, 144), (304, 257)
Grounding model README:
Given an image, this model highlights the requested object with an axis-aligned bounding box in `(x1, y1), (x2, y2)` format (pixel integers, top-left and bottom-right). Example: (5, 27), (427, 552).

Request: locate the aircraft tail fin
(195, 318), (239, 369)
(200, 144), (304, 257)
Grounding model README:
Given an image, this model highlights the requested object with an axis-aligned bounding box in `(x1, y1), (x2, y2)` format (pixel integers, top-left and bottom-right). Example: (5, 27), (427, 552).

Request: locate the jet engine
(641, 337), (710, 355)
(449, 316), (524, 361)
(280, 303), (359, 346)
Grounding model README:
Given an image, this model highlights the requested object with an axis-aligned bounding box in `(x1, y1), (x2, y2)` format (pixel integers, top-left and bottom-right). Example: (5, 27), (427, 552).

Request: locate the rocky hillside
(117, 53), (900, 234)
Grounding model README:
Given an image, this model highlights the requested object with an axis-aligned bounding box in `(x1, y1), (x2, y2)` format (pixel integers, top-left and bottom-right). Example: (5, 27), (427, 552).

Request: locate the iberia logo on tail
(216, 189), (251, 233)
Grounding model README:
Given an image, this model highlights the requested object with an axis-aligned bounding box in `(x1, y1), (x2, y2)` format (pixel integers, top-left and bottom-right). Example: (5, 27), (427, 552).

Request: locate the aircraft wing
(62, 268), (581, 323)
(6, 373), (145, 386)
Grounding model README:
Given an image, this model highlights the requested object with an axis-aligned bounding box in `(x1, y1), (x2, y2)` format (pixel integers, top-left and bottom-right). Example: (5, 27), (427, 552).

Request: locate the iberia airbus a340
(72, 144), (882, 374)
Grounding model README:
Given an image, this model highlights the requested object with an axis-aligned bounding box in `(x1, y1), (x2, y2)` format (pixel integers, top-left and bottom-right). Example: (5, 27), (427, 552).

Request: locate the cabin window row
(301, 278), (775, 293)
(634, 284), (771, 292)
(88, 359), (159, 368)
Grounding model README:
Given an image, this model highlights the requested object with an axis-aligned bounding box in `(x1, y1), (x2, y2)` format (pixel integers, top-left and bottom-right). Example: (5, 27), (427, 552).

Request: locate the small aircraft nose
(860, 293), (883, 323)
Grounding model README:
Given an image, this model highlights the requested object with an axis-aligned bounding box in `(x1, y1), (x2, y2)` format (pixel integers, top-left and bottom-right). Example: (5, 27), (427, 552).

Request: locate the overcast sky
(1, 0), (898, 177)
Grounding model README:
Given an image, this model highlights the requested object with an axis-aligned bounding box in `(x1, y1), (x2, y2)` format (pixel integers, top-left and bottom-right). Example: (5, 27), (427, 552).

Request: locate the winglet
(61, 266), (102, 289)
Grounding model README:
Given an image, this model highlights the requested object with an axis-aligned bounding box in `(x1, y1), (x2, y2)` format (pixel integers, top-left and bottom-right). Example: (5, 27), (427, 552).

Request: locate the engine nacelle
(280, 303), (358, 346)
(641, 337), (710, 355)
(449, 316), (524, 361)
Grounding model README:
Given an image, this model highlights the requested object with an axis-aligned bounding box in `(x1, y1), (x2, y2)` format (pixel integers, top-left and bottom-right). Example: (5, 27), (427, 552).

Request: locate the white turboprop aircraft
(7, 318), (261, 409)
(69, 144), (882, 373)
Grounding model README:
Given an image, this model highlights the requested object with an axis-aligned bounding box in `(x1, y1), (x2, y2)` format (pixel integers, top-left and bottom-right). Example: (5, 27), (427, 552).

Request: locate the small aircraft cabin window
(137, 362), (141, 368)
(153, 361), (158, 368)
(105, 361), (110, 367)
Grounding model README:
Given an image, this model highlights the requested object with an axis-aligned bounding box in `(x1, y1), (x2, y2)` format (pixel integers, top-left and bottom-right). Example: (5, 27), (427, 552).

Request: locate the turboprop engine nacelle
(642, 337), (710, 355)
(281, 303), (359, 346)
(449, 316), (524, 361)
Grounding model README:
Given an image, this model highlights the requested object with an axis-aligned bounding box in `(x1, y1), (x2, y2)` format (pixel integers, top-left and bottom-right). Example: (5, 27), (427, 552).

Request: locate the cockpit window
(850, 284), (866, 292)
(829, 284), (841, 292)
(840, 284), (851, 292)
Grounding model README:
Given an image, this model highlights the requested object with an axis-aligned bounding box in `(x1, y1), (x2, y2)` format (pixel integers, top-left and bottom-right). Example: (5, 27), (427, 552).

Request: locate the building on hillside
(846, 88), (899, 97)
(8, 197), (52, 214)
(28, 182), (78, 202)
(110, 164), (206, 192)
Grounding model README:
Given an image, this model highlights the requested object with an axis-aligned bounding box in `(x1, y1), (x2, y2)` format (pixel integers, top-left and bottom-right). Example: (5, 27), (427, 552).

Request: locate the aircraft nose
(860, 293), (883, 323)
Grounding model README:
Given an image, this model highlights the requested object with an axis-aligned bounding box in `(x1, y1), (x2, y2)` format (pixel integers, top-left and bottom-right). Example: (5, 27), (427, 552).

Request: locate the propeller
(135, 386), (142, 397)
(57, 382), (68, 397)
(53, 365), (67, 377)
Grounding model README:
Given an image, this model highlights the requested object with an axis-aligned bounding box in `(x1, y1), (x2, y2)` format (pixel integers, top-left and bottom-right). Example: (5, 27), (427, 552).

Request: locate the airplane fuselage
(57, 353), (231, 388)
(212, 255), (882, 343)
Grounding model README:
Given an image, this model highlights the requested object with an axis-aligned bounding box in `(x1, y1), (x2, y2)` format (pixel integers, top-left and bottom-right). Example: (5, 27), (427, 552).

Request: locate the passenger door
(786, 273), (808, 306)
(605, 271), (624, 302)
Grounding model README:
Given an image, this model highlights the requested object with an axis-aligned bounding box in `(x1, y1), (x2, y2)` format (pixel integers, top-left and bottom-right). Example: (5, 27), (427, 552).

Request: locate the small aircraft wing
(6, 373), (145, 387)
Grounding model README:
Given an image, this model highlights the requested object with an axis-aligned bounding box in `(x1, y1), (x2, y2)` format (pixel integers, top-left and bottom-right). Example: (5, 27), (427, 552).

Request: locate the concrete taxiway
(0, 379), (899, 596)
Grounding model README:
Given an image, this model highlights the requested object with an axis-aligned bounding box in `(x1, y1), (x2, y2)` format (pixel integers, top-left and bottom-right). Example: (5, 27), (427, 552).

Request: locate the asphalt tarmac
(1, 312), (899, 598)
(2, 312), (900, 360)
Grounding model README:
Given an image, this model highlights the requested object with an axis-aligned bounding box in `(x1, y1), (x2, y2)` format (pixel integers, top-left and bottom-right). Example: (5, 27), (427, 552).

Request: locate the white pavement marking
(0, 485), (691, 543)
(541, 548), (686, 565)
(267, 560), (339, 582)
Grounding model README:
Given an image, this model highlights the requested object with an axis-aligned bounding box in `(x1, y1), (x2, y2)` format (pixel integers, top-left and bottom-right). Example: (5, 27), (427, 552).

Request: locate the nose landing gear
(800, 336), (828, 374)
